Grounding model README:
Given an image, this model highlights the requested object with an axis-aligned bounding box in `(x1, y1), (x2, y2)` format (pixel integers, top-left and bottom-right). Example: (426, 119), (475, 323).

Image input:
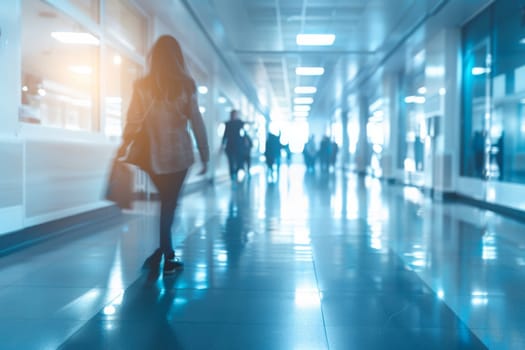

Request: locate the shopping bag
(105, 159), (134, 209)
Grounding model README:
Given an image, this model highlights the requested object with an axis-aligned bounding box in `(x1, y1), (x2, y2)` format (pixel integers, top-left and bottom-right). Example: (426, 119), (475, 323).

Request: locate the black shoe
(163, 257), (184, 274)
(142, 249), (162, 269)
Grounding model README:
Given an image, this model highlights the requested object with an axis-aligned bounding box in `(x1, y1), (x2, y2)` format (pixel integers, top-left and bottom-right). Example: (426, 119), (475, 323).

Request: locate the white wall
(0, 1), (24, 234)
(0, 0), (21, 137)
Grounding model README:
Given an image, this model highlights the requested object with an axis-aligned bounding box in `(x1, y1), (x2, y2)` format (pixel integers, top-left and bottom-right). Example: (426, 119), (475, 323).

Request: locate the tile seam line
(311, 243), (331, 350)
(388, 247), (490, 349)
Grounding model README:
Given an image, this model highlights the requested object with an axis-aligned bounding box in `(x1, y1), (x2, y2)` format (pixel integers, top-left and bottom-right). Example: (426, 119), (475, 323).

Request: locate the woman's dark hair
(146, 35), (195, 99)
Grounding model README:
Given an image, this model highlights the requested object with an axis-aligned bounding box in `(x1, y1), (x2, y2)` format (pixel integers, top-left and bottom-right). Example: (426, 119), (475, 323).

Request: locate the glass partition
(20, 0), (100, 131)
(103, 47), (142, 137)
(105, 0), (147, 55)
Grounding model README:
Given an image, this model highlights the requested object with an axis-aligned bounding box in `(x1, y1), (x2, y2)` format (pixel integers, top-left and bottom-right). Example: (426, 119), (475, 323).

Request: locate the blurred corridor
(1, 165), (524, 349)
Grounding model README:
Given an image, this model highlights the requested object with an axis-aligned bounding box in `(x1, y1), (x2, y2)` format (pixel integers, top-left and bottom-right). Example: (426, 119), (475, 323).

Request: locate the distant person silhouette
(319, 135), (332, 172)
(265, 132), (282, 181)
(303, 135), (317, 172)
(118, 35), (209, 274)
(221, 109), (245, 181)
(240, 132), (253, 175)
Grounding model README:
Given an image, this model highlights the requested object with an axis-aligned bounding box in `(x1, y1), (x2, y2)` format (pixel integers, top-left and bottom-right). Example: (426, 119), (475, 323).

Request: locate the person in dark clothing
(330, 139), (339, 170)
(222, 109), (245, 181)
(319, 135), (332, 172)
(240, 132), (253, 175)
(265, 132), (282, 181)
(118, 35), (209, 275)
(283, 143), (292, 166)
(303, 135), (317, 172)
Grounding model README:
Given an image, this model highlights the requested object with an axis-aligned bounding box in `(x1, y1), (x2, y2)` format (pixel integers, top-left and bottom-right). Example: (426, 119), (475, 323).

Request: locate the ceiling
(143, 0), (491, 121)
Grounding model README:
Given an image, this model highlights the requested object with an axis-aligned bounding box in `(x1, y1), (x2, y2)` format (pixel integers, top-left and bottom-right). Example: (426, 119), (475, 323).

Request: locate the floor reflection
(60, 273), (184, 349)
(8, 164), (525, 348)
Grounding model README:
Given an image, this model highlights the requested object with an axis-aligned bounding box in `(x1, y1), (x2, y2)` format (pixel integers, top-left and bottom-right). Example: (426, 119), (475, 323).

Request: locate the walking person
(221, 109), (245, 181)
(240, 132), (253, 176)
(303, 135), (317, 172)
(265, 132), (282, 182)
(118, 35), (209, 274)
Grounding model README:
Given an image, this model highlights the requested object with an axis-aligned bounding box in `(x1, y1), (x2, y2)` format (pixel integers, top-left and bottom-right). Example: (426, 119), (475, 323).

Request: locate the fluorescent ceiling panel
(294, 105), (311, 112)
(293, 111), (309, 117)
(296, 34), (336, 46)
(294, 97), (314, 104)
(51, 32), (99, 45)
(296, 67), (325, 76)
(294, 86), (317, 94)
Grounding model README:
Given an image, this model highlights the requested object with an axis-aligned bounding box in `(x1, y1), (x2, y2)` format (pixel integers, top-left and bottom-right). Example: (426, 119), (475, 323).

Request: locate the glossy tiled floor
(1, 164), (525, 349)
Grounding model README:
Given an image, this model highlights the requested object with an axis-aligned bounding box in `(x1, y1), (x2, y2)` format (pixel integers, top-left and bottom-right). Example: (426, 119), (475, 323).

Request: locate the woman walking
(118, 35), (209, 274)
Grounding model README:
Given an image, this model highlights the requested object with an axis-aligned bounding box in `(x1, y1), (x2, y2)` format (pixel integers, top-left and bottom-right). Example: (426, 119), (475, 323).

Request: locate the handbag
(121, 127), (149, 170)
(120, 99), (153, 170)
(105, 159), (134, 209)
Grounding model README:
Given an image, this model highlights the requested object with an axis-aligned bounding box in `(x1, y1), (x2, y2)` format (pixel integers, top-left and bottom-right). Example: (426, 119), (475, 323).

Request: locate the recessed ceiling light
(294, 105), (311, 112)
(293, 111), (309, 117)
(296, 67), (324, 76)
(294, 86), (317, 94)
(296, 34), (335, 46)
(218, 96), (227, 104)
(198, 86), (208, 94)
(294, 97), (314, 104)
(51, 32), (99, 45)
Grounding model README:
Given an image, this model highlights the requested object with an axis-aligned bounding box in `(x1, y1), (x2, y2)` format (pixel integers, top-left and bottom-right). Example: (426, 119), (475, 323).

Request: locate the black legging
(149, 170), (188, 256)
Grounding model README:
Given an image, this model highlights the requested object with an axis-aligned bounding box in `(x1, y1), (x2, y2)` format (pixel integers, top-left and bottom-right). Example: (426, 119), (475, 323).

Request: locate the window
(105, 0), (147, 55)
(20, 0), (99, 131)
(461, 0), (525, 183)
(103, 47), (142, 137)
(398, 66), (425, 173)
